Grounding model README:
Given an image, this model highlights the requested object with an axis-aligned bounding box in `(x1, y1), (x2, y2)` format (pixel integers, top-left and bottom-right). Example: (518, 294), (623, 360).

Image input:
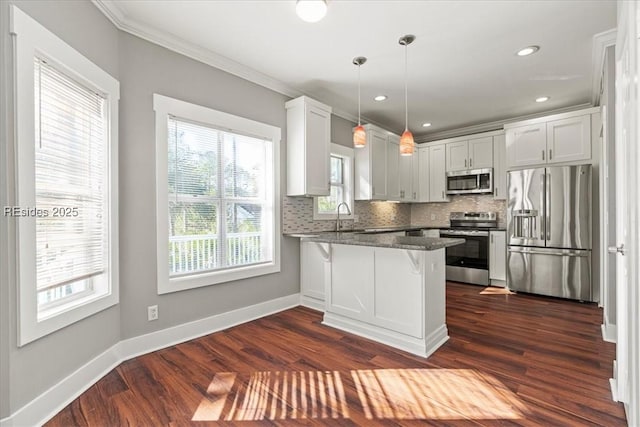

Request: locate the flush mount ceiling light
(516, 45), (540, 56)
(353, 56), (367, 148)
(399, 34), (416, 156)
(374, 95), (388, 102)
(422, 122), (432, 127)
(296, 0), (327, 23)
(536, 96), (550, 103)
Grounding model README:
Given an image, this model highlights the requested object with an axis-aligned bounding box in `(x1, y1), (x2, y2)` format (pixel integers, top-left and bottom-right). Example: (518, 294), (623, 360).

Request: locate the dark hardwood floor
(46, 282), (626, 426)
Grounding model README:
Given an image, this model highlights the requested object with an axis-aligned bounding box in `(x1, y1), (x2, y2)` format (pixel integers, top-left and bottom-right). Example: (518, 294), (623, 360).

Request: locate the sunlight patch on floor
(192, 368), (526, 421)
(353, 368), (526, 420)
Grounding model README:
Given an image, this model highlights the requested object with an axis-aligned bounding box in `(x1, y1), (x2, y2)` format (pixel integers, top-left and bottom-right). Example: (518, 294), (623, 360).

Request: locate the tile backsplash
(282, 197), (411, 233)
(282, 194), (506, 233)
(411, 195), (507, 228)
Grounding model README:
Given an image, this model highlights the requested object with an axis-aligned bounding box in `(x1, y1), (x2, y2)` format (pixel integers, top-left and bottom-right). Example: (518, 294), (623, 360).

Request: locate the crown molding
(90, 0), (385, 128)
(591, 28), (617, 107)
(416, 103), (593, 143)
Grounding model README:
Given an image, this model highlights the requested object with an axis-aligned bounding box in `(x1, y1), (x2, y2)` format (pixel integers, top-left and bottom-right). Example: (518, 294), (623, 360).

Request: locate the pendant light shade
(353, 125), (366, 148)
(353, 56), (367, 148)
(400, 130), (414, 156)
(399, 35), (415, 156)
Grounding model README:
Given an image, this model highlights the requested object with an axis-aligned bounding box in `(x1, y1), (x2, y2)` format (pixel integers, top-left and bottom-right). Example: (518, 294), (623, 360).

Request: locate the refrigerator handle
(540, 173), (546, 240)
(546, 171), (551, 240)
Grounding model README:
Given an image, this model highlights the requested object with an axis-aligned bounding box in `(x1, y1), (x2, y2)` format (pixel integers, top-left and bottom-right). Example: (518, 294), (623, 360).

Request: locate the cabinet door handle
(464, 159), (467, 168)
(549, 149), (552, 160)
(441, 190), (444, 199)
(470, 158), (473, 167)
(495, 186), (498, 194)
(413, 192), (416, 199)
(542, 150), (545, 161)
(491, 234), (494, 244)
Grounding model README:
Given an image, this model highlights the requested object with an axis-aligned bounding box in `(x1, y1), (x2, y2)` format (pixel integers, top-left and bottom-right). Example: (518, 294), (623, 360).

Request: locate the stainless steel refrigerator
(507, 164), (592, 301)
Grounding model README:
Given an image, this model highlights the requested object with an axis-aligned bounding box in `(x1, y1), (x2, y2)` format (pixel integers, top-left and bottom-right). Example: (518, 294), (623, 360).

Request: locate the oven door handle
(441, 230), (489, 237)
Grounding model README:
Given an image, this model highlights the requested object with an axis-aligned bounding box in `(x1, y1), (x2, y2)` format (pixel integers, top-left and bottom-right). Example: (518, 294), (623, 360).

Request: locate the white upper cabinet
(355, 124), (388, 200)
(446, 141), (468, 171)
(546, 115), (591, 164)
(446, 136), (493, 172)
(505, 109), (594, 169)
(285, 96), (332, 196)
(386, 134), (401, 201)
(468, 136), (494, 169)
(417, 146), (430, 202)
(429, 144), (449, 202)
(492, 133), (507, 200)
(398, 152), (414, 201)
(410, 151), (420, 202)
(505, 123), (547, 168)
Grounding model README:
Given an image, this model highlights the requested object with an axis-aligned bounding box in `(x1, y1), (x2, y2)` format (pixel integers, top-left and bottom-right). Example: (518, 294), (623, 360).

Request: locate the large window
(12, 6), (119, 345)
(314, 144), (354, 220)
(155, 95), (280, 294)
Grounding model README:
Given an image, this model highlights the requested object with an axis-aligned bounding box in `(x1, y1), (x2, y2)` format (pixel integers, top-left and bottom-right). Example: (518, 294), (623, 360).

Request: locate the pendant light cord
(358, 63), (362, 126)
(404, 43), (408, 132)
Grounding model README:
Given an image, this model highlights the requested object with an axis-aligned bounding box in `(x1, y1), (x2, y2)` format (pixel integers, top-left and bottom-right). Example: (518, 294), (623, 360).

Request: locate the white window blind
(34, 57), (107, 301)
(168, 117), (272, 277)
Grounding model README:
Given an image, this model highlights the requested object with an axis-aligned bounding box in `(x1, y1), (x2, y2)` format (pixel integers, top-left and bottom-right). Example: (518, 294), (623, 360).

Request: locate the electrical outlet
(430, 213), (436, 221)
(147, 305), (158, 321)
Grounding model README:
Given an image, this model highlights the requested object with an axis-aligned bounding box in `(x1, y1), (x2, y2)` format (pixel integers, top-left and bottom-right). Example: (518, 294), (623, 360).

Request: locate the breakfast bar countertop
(302, 232), (465, 251)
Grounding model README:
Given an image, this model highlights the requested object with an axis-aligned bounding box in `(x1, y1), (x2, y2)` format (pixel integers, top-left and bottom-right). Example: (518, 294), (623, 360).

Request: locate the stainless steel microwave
(446, 168), (493, 195)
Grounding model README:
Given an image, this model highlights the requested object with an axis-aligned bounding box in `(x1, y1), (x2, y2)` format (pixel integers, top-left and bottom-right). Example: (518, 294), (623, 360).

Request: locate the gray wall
(0, 0), (122, 417)
(0, 1), (302, 418)
(117, 32), (298, 339)
(331, 114), (357, 148)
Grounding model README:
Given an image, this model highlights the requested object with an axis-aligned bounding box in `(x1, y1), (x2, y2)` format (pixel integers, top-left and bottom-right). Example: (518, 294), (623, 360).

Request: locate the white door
(305, 105), (331, 195)
(612, 1), (639, 423)
(399, 153), (413, 200)
(505, 123), (547, 168)
(371, 130), (387, 199)
(546, 115), (591, 164)
(429, 145), (448, 202)
(387, 135), (400, 200)
(493, 134), (507, 200)
(468, 136), (493, 169)
(418, 146), (430, 202)
(446, 141), (468, 171)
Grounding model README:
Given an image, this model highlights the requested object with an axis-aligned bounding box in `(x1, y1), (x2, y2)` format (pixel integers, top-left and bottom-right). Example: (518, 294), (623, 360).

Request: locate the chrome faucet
(336, 202), (352, 232)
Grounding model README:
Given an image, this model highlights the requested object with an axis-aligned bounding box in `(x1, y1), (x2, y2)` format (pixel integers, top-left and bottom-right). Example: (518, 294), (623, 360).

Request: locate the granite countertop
(302, 232), (465, 251)
(284, 225), (442, 238)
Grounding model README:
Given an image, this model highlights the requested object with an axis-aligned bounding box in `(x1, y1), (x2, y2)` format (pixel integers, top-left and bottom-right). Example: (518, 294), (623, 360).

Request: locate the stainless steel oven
(446, 168), (492, 195)
(442, 212), (497, 286)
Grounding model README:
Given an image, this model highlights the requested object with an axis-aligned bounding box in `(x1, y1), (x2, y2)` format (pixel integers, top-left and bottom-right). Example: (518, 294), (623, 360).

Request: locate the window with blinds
(34, 57), (108, 311)
(317, 155), (345, 214)
(167, 117), (273, 277)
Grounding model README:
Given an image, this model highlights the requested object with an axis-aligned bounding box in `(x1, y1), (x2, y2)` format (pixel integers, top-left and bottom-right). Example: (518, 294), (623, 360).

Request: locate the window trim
(11, 6), (120, 346)
(313, 143), (355, 220)
(154, 94), (281, 294)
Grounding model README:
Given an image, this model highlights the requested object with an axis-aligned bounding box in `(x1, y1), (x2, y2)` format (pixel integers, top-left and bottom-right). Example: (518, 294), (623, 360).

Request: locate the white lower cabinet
(300, 240), (329, 310)
(489, 231), (506, 286)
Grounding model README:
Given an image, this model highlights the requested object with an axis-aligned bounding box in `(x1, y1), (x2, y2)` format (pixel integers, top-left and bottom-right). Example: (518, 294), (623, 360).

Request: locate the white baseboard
(299, 295), (324, 312)
(0, 293), (300, 427)
(322, 312), (449, 358)
(601, 322), (617, 343)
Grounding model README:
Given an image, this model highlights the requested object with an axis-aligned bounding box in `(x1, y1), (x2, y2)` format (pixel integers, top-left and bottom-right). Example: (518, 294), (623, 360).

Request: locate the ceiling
(96, 0), (616, 140)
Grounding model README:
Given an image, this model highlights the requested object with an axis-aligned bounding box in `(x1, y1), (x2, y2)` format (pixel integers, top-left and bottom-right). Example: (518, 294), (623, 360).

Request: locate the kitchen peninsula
(302, 232), (463, 357)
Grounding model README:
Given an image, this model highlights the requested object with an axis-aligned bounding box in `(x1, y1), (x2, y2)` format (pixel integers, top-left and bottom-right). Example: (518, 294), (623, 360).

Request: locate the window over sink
(313, 143), (354, 220)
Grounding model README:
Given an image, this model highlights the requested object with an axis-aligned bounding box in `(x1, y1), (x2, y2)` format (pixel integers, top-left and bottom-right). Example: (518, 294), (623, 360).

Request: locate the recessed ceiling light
(374, 95), (387, 102)
(516, 45), (540, 56)
(536, 96), (550, 103)
(422, 122), (432, 127)
(296, 0), (327, 23)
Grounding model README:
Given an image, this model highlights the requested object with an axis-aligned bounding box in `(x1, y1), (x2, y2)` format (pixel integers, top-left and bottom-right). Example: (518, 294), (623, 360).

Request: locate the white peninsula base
(321, 244), (449, 358)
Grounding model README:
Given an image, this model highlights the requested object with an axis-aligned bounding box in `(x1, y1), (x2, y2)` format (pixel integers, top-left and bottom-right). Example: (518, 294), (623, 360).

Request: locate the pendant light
(399, 35), (415, 156)
(352, 56), (367, 148)
(296, 0), (327, 23)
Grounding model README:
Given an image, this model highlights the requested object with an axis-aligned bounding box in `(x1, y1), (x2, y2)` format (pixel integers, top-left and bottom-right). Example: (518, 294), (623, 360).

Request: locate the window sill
(159, 261), (281, 294)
